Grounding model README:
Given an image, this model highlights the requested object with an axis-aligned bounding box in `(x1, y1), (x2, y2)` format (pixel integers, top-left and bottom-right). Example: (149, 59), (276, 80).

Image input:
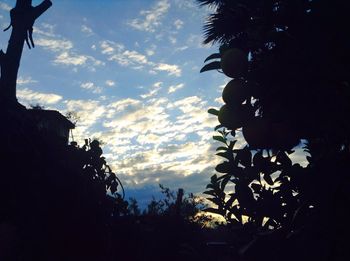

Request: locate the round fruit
(222, 79), (247, 106)
(221, 48), (248, 78)
(218, 104), (251, 130)
(242, 118), (271, 149)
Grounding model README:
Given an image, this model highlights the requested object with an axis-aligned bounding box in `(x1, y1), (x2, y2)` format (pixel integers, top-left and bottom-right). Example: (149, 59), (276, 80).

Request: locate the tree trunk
(0, 0), (52, 103)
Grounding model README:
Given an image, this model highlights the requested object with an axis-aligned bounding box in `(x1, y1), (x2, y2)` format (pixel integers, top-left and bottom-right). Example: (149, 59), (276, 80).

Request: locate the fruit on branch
(222, 79), (248, 105)
(221, 48), (248, 78)
(218, 104), (251, 130)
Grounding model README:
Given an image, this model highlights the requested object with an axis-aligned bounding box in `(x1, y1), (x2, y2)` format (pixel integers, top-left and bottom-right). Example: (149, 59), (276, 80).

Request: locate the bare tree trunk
(0, 0), (52, 104)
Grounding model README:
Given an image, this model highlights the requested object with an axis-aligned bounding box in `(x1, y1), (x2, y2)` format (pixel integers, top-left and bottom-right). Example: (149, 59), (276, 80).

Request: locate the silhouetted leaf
(208, 108), (219, 116)
(203, 190), (217, 197)
(264, 173), (274, 186)
(204, 53), (221, 63)
(215, 162), (231, 173)
(215, 124), (223, 131)
(251, 183), (262, 193)
(206, 183), (215, 189)
(236, 146), (252, 167)
(225, 193), (236, 208)
(276, 151), (292, 168)
(207, 197), (222, 206)
(213, 135), (227, 144)
(221, 175), (231, 190)
(216, 146), (228, 152)
(200, 61), (221, 73)
(216, 151), (231, 160)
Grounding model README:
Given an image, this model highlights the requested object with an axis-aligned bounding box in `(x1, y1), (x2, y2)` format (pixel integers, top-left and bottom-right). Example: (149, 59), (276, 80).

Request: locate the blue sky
(0, 0), (307, 207)
(0, 0), (230, 206)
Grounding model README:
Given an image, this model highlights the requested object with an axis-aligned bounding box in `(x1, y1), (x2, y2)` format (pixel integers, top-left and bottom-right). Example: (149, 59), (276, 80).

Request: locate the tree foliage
(199, 0), (350, 259)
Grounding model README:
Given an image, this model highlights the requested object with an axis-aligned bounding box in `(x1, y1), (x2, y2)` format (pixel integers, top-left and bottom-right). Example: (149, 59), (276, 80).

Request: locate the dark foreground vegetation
(1, 0), (350, 260)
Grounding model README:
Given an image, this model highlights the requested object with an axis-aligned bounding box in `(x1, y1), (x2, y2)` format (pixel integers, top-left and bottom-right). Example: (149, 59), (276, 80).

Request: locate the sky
(0, 0), (307, 207)
(0, 0), (230, 206)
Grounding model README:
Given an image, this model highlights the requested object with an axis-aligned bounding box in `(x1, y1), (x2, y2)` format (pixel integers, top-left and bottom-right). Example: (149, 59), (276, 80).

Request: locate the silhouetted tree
(199, 0), (350, 260)
(0, 0), (52, 104)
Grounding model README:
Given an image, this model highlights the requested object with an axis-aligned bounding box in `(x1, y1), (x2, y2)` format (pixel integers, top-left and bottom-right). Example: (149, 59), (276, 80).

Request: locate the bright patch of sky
(0, 0), (306, 207)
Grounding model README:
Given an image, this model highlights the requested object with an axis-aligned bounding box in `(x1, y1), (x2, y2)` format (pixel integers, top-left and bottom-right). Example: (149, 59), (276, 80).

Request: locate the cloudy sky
(0, 0), (234, 206)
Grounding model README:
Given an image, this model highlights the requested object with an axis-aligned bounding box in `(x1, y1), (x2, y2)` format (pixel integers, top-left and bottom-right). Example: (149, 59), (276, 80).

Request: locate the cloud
(34, 24), (104, 70)
(81, 25), (93, 36)
(123, 50), (148, 64)
(17, 76), (38, 85)
(174, 19), (184, 30)
(154, 63), (181, 76)
(105, 80), (116, 87)
(0, 2), (11, 11)
(83, 95), (219, 191)
(35, 38), (73, 52)
(168, 36), (177, 44)
(140, 82), (162, 99)
(100, 40), (124, 55)
(54, 51), (104, 69)
(17, 88), (62, 105)
(80, 82), (103, 94)
(168, 83), (184, 93)
(109, 98), (141, 112)
(127, 0), (170, 33)
(64, 99), (106, 139)
(99, 40), (181, 76)
(146, 44), (157, 56)
(54, 51), (88, 66)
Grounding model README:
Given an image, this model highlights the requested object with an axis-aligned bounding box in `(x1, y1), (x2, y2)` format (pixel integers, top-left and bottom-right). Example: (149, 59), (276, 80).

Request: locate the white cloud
(174, 19), (184, 30)
(34, 23), (57, 38)
(140, 82), (162, 99)
(17, 76), (38, 85)
(100, 40), (124, 55)
(105, 80), (116, 87)
(168, 83), (184, 93)
(146, 44), (157, 56)
(17, 88), (62, 105)
(123, 50), (148, 64)
(64, 99), (106, 139)
(54, 51), (104, 69)
(154, 63), (181, 76)
(81, 25), (93, 36)
(54, 51), (88, 66)
(175, 46), (189, 52)
(34, 24), (103, 70)
(80, 82), (103, 94)
(0, 2), (11, 11)
(169, 36), (177, 44)
(127, 0), (170, 32)
(109, 98), (141, 112)
(99, 40), (181, 76)
(35, 38), (73, 52)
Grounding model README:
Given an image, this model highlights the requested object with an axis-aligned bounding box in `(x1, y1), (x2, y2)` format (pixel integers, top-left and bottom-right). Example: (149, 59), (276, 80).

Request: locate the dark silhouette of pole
(0, 0), (52, 103)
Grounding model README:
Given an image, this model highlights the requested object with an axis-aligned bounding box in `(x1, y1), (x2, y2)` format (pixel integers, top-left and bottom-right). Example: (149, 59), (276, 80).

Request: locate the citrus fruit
(218, 104), (251, 130)
(221, 48), (248, 78)
(222, 79), (247, 106)
(242, 118), (271, 149)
